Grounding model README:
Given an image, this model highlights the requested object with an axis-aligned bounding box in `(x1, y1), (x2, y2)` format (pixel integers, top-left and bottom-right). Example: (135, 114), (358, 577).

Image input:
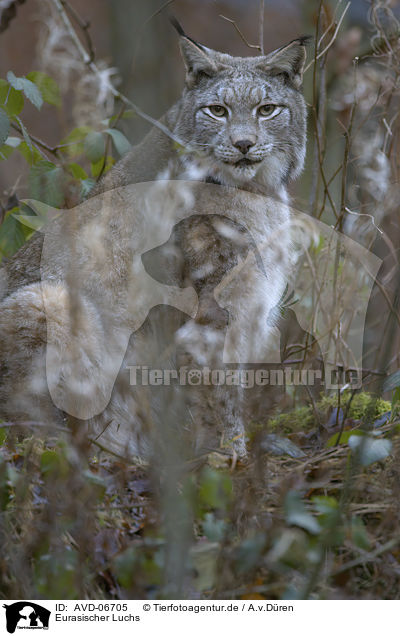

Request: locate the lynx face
(174, 36), (308, 189)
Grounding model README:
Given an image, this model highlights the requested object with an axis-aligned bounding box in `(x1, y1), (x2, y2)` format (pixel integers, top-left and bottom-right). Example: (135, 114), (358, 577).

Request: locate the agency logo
(25, 181), (380, 418)
(3, 603), (50, 634)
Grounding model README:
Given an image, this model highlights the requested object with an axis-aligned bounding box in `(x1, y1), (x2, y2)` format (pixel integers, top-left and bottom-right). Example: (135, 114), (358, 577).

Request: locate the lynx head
(173, 24), (309, 190)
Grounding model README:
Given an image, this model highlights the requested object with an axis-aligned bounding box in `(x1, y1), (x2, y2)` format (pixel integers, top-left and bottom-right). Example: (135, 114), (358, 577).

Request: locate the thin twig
(336, 60), (358, 232)
(11, 122), (59, 157)
(333, 537), (400, 575)
(219, 14), (261, 51)
(317, 0), (341, 49)
(0, 420), (70, 433)
(60, 0), (95, 64)
(142, 0), (176, 29)
(259, 0), (265, 55)
(344, 207), (384, 235)
(311, 5), (339, 220)
(51, 0), (188, 149)
(131, 0), (176, 72)
(304, 1), (351, 73)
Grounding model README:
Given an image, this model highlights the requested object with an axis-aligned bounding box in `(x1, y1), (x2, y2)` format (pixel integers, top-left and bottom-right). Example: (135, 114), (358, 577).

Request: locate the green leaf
(311, 495), (341, 539)
(105, 128), (132, 156)
(198, 467), (233, 513)
(14, 115), (33, 155)
(29, 160), (65, 207)
(392, 387), (400, 413)
(0, 147), (13, 160)
(81, 178), (96, 198)
(202, 512), (226, 542)
(326, 428), (363, 448)
(90, 155), (114, 178)
(234, 534), (267, 575)
(348, 434), (392, 466)
(40, 449), (67, 477)
(13, 214), (46, 231)
(383, 370), (400, 393)
(0, 427), (8, 446)
(113, 547), (139, 588)
(17, 140), (42, 165)
(60, 125), (92, 157)
(20, 198), (59, 222)
(90, 157), (104, 178)
(4, 136), (21, 148)
(0, 136), (20, 160)
(0, 107), (10, 146)
(0, 456), (10, 510)
(284, 491), (321, 535)
(67, 162), (88, 180)
(26, 71), (61, 107)
(350, 516), (371, 551)
(311, 496), (339, 515)
(7, 71), (43, 110)
(84, 130), (105, 162)
(106, 109), (136, 125)
(0, 207), (30, 259)
(0, 78), (24, 116)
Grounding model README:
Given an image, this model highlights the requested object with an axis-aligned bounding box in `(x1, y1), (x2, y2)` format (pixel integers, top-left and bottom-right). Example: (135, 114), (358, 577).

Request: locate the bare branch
(143, 0), (176, 29)
(11, 122), (56, 161)
(131, 0), (176, 73)
(219, 14), (261, 52)
(51, 0), (187, 148)
(259, 0), (264, 55)
(311, 3), (339, 220)
(60, 0), (95, 64)
(344, 207), (383, 235)
(304, 1), (351, 73)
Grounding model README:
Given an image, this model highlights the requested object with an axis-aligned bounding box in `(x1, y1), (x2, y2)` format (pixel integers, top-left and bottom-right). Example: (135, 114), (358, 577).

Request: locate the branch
(131, 0), (176, 72)
(219, 14), (261, 52)
(10, 122), (58, 162)
(311, 3), (339, 220)
(60, 0), (95, 64)
(304, 1), (351, 73)
(259, 0), (264, 55)
(333, 538), (400, 575)
(143, 0), (176, 29)
(0, 420), (70, 432)
(51, 0), (187, 149)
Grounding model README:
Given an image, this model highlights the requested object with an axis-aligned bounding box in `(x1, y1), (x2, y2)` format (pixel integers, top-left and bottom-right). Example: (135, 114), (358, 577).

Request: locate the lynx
(0, 26), (308, 459)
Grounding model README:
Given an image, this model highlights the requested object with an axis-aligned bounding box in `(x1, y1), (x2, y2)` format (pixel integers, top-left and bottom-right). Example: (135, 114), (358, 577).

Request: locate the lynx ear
(179, 36), (218, 85)
(260, 36), (311, 89)
(170, 17), (217, 85)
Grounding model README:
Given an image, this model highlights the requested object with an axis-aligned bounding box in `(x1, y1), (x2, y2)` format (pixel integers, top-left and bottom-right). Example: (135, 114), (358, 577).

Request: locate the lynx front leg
(174, 320), (247, 458)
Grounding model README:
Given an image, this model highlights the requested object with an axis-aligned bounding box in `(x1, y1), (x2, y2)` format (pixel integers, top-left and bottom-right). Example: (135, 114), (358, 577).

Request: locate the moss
(268, 391), (391, 433)
(268, 406), (315, 432)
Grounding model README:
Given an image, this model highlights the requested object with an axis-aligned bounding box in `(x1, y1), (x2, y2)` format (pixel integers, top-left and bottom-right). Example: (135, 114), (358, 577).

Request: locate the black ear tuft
(169, 15), (186, 37)
(169, 15), (206, 50)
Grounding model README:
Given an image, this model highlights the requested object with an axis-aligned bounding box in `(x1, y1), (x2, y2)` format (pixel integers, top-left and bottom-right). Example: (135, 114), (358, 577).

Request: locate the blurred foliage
(1, 395), (399, 599)
(0, 70), (133, 261)
(268, 391), (391, 433)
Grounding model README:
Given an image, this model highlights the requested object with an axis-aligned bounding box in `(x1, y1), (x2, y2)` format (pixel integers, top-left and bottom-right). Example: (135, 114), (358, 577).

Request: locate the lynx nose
(233, 139), (255, 154)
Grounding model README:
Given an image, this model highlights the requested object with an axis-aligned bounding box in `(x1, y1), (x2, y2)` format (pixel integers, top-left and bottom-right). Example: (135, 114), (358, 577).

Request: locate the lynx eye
(258, 104), (280, 118)
(205, 105), (228, 119)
